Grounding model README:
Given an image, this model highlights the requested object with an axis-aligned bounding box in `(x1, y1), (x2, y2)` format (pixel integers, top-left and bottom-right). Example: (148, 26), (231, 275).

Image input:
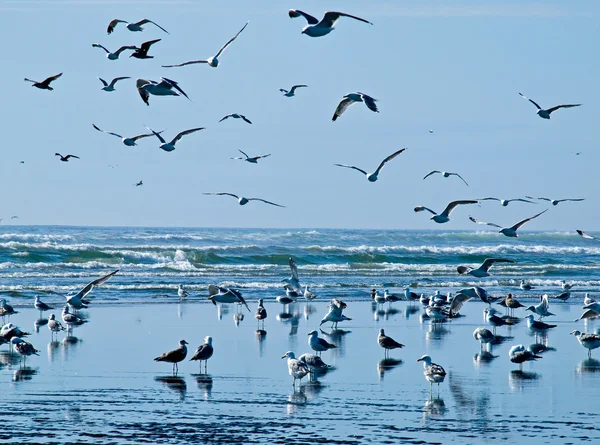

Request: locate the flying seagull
(468, 209), (548, 237)
(230, 150), (271, 164)
(423, 170), (469, 186)
(527, 197), (585, 206)
(334, 148), (406, 182)
(98, 76), (130, 92)
(332, 92), (378, 121)
(288, 10), (372, 37)
(92, 44), (136, 60)
(414, 200), (478, 224)
(135, 180), (143, 187)
(457, 258), (515, 278)
(93, 124), (158, 146)
(130, 39), (161, 59)
(55, 153), (79, 162)
(519, 92), (581, 119)
(162, 22), (248, 68)
(219, 113), (252, 124)
(107, 18), (169, 35)
(24, 73), (62, 90)
(136, 78), (190, 106)
(203, 193), (284, 208)
(479, 197), (535, 206)
(280, 85), (307, 97)
(577, 230), (597, 240)
(144, 126), (205, 152)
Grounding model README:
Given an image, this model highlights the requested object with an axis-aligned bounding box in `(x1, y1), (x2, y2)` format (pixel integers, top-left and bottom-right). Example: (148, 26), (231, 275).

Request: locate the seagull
(34, 296), (53, 313)
(417, 355), (446, 393)
(288, 10), (372, 37)
(107, 18), (169, 35)
(577, 229), (597, 240)
(65, 269), (118, 309)
(93, 124), (158, 146)
(280, 85), (307, 97)
(334, 148), (406, 182)
(457, 258), (514, 278)
(478, 197), (535, 206)
(136, 78), (190, 106)
(473, 327), (496, 351)
(509, 344), (542, 370)
(207, 285), (250, 312)
(561, 280), (573, 291)
(255, 298), (267, 328)
(519, 92), (581, 119)
(162, 22), (248, 68)
(130, 39), (161, 59)
(281, 351), (309, 386)
(423, 171), (469, 186)
(304, 285), (317, 300)
(571, 331), (600, 358)
(230, 150), (271, 164)
(282, 257), (301, 291)
(154, 339), (188, 374)
(61, 306), (86, 327)
(525, 314), (556, 333)
(484, 308), (513, 334)
(332, 92), (378, 121)
(520, 280), (534, 291)
(298, 353), (331, 377)
(378, 329), (404, 358)
(584, 293), (595, 306)
(319, 301), (351, 329)
(203, 192), (284, 208)
(135, 180), (143, 187)
(526, 295), (554, 319)
(276, 295), (295, 306)
(47, 314), (65, 337)
(0, 299), (17, 319)
(308, 330), (337, 355)
(219, 113), (252, 124)
(144, 126), (204, 152)
(98, 76), (130, 92)
(414, 200), (478, 224)
(190, 336), (214, 373)
(383, 290), (402, 304)
(554, 291), (571, 302)
(24, 73), (62, 90)
(11, 337), (39, 364)
(178, 285), (189, 299)
(533, 197), (585, 206)
(92, 44), (136, 60)
(55, 153), (79, 162)
(468, 209), (548, 237)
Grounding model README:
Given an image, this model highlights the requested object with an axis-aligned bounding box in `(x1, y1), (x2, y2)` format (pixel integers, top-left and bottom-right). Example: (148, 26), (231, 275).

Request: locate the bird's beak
(281, 354), (287, 359)
(416, 358), (422, 362)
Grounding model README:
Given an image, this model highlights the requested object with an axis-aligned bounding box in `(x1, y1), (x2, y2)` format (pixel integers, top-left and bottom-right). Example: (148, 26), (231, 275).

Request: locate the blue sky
(0, 1), (597, 230)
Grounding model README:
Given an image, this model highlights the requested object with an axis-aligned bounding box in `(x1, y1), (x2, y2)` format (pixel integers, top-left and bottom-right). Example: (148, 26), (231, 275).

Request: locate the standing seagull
(55, 153), (79, 162)
(219, 113), (252, 124)
(130, 39), (161, 59)
(107, 18), (169, 34)
(414, 200), (478, 224)
(473, 327), (496, 351)
(423, 170), (469, 186)
(93, 124), (158, 146)
(509, 345), (542, 370)
(255, 298), (267, 329)
(230, 150), (271, 164)
(332, 92), (378, 121)
(468, 209), (548, 237)
(154, 339), (188, 375)
(571, 330), (600, 358)
(519, 92), (581, 119)
(417, 355), (446, 393)
(34, 296), (53, 314)
(24, 73), (62, 90)
(457, 258), (514, 278)
(308, 330), (337, 355)
(145, 126), (204, 152)
(288, 10), (372, 37)
(190, 336), (214, 373)
(525, 295), (554, 319)
(203, 192), (284, 208)
(98, 76), (130, 92)
(136, 78), (190, 106)
(479, 197), (535, 206)
(92, 44), (136, 60)
(378, 329), (404, 358)
(280, 85), (307, 97)
(334, 148), (406, 182)
(178, 285), (189, 299)
(47, 314), (65, 338)
(11, 338), (39, 365)
(162, 22), (248, 68)
(61, 306), (86, 327)
(281, 351), (309, 387)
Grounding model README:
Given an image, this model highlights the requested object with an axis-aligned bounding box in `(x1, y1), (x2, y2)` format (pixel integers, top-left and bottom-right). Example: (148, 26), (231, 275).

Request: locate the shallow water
(3, 299), (600, 444)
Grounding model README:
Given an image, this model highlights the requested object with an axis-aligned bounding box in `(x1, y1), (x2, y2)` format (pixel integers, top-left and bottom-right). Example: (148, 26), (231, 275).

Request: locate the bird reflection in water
(277, 309), (300, 336)
(377, 358), (402, 381)
(256, 329), (267, 357)
(216, 304), (229, 320)
(13, 367), (37, 382)
(155, 375), (187, 401)
(423, 396), (446, 420)
(34, 318), (48, 333)
(286, 387), (308, 416)
(177, 303), (184, 320)
(425, 322), (450, 344)
(473, 351), (498, 366)
(303, 303), (316, 321)
(194, 374), (213, 400)
(404, 305), (420, 319)
(0, 351), (20, 367)
(233, 312), (244, 326)
(509, 370), (540, 391)
(47, 341), (61, 363)
(576, 358), (600, 374)
(319, 328), (350, 357)
(529, 342), (556, 355)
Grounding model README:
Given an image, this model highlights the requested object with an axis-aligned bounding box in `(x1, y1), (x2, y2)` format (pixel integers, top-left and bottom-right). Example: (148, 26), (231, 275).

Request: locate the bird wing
(333, 164), (367, 175)
(114, 46), (136, 56)
(238, 149), (249, 158)
(248, 198), (285, 208)
(480, 258), (514, 272)
(160, 78), (190, 100)
(414, 206), (437, 215)
(441, 200), (478, 217)
(289, 258), (299, 282)
(219, 115), (232, 122)
(92, 43), (109, 53)
(479, 197), (500, 202)
(449, 172), (469, 186)
(43, 73), (63, 86)
(162, 59), (209, 68)
(374, 148), (406, 175)
(449, 293), (472, 316)
(107, 19), (126, 34)
(257, 154), (271, 159)
(214, 21), (249, 58)
(359, 93), (379, 113)
(136, 79), (152, 106)
(135, 19), (169, 34)
(321, 11), (372, 27)
(108, 76), (131, 87)
(204, 192), (239, 199)
(288, 9), (319, 24)
(241, 115), (252, 124)
(65, 155), (80, 160)
(73, 269), (119, 299)
(507, 198), (535, 204)
(144, 126), (166, 144)
(93, 124), (122, 139)
(536, 197), (551, 202)
(541, 294), (550, 311)
(170, 127), (204, 145)
(290, 85), (307, 93)
(130, 132), (158, 142)
(332, 97), (356, 121)
(24, 78), (36, 84)
(423, 170), (441, 180)
(546, 104), (582, 114)
(98, 77), (109, 87)
(577, 229), (596, 240)
(140, 38), (161, 52)
(468, 216), (502, 228)
(519, 92), (541, 110)
(510, 209), (548, 230)
(556, 198), (585, 203)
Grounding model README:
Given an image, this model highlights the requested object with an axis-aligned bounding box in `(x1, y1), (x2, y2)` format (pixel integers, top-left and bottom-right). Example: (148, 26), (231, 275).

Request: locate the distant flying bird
(332, 92), (378, 121)
(92, 44), (136, 60)
(457, 258), (514, 278)
(10, 216), (18, 219)
(288, 10), (372, 37)
(145, 126), (205, 152)
(98, 76), (130, 92)
(203, 192), (285, 208)
(414, 200), (478, 224)
(334, 148), (406, 182)
(230, 150), (271, 164)
(423, 170), (469, 186)
(135, 180), (143, 187)
(107, 18), (169, 35)
(130, 39), (161, 59)
(527, 197), (585, 206)
(479, 197), (535, 206)
(280, 85), (307, 97)
(429, 129), (434, 134)
(93, 124), (158, 146)
(519, 92), (581, 119)
(162, 22), (248, 68)
(468, 209), (548, 237)
(136, 78), (190, 106)
(24, 73), (62, 90)
(219, 113), (252, 124)
(577, 229), (597, 240)
(55, 153), (79, 162)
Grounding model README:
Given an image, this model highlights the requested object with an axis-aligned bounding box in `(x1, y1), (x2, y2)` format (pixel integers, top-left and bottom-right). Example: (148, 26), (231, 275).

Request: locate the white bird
(468, 209), (548, 237)
(282, 257), (301, 292)
(136, 78), (190, 106)
(479, 197), (535, 206)
(281, 351), (310, 386)
(11, 337), (39, 363)
(334, 148), (406, 182)
(473, 327), (496, 350)
(571, 330), (600, 358)
(0, 298), (17, 317)
(298, 353), (330, 376)
(561, 280), (573, 291)
(525, 314), (557, 333)
(457, 258), (514, 278)
(484, 308), (513, 334)
(332, 92), (378, 121)
(34, 296), (53, 312)
(207, 285), (250, 311)
(230, 150), (270, 164)
(527, 196), (585, 206)
(203, 192), (285, 208)
(509, 344), (542, 370)
(423, 170), (469, 186)
(219, 113), (252, 124)
(288, 10), (372, 37)
(584, 293), (595, 306)
(145, 126), (204, 152)
(417, 355), (446, 392)
(62, 306), (86, 327)
(280, 85), (307, 97)
(0, 323), (29, 340)
(303, 285), (317, 300)
(178, 285), (189, 299)
(255, 298), (267, 328)
(319, 302), (351, 329)
(92, 44), (136, 60)
(456, 287), (494, 305)
(98, 76), (130, 92)
(519, 92), (581, 119)
(526, 295), (554, 319)
(47, 314), (65, 336)
(190, 336), (214, 373)
(162, 22), (248, 68)
(65, 270), (118, 309)
(276, 295), (295, 306)
(577, 230), (597, 240)
(414, 200), (478, 224)
(93, 124), (158, 146)
(107, 18), (169, 35)
(308, 330), (337, 355)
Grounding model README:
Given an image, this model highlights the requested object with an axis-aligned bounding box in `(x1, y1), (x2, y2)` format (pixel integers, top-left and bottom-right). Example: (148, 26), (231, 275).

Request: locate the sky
(0, 0), (598, 230)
